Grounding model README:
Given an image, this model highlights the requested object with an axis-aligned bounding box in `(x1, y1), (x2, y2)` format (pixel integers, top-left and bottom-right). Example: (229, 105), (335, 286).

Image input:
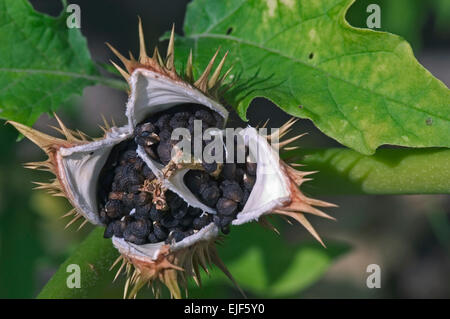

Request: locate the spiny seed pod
(8, 19), (336, 299)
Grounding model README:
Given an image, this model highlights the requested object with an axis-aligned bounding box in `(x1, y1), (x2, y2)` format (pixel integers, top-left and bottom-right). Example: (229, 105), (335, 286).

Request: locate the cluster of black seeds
(184, 145), (256, 234)
(134, 103), (223, 167)
(97, 104), (256, 245)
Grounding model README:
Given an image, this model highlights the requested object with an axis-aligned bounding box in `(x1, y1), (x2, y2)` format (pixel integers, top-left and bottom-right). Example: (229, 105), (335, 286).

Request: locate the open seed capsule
(9, 19), (335, 299)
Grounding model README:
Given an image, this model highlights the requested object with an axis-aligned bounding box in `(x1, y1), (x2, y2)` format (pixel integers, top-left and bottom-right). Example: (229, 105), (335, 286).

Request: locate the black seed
(246, 161), (257, 175)
(134, 203), (151, 219)
(115, 166), (144, 192)
(155, 114), (171, 131)
(188, 207), (203, 217)
(220, 215), (234, 227)
(123, 229), (147, 244)
(221, 224), (231, 234)
(105, 200), (123, 219)
(148, 233), (159, 243)
(161, 214), (179, 228)
(149, 205), (162, 222)
(243, 173), (256, 191)
(142, 165), (155, 180)
(222, 163), (236, 180)
(133, 157), (144, 171)
(180, 215), (193, 228)
(169, 112), (190, 129)
(169, 118), (187, 129)
(99, 208), (111, 224)
(121, 193), (135, 209)
(195, 110), (215, 125)
(111, 181), (121, 192)
(202, 161), (217, 173)
(113, 220), (126, 238)
(184, 170), (210, 193)
(213, 214), (221, 227)
(200, 183), (221, 207)
(166, 191), (184, 210)
(103, 223), (115, 238)
(172, 204), (188, 219)
(179, 111), (191, 119)
(128, 184), (141, 194)
(112, 165), (126, 178)
(235, 167), (245, 183)
(216, 198), (238, 216)
(193, 214), (212, 230)
(120, 150), (138, 163)
(122, 162), (141, 176)
(213, 112), (224, 127)
(134, 192), (150, 206)
(158, 129), (172, 142)
(153, 223), (168, 240)
(220, 180), (244, 203)
(129, 219), (151, 238)
(135, 122), (156, 135)
(170, 230), (186, 243)
(157, 141), (172, 164)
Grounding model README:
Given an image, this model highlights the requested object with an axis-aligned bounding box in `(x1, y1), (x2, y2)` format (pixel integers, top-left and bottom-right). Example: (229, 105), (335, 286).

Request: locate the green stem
(37, 228), (119, 299)
(289, 147), (450, 195)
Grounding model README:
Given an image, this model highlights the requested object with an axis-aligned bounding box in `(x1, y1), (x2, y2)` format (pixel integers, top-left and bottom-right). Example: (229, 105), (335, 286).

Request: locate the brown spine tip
(138, 16), (149, 63)
(194, 48), (220, 92)
(153, 46), (165, 67)
(166, 24), (176, 70)
(208, 51), (229, 89)
(7, 121), (71, 152)
(185, 49), (193, 82)
(110, 60), (130, 81)
(106, 42), (133, 73)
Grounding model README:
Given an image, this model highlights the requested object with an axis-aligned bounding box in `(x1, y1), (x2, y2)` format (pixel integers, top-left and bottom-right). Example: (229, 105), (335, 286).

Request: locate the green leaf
(174, 0), (450, 155)
(189, 223), (350, 298)
(288, 147), (450, 195)
(37, 228), (120, 299)
(0, 0), (99, 125)
(433, 0), (450, 31)
(38, 223), (349, 298)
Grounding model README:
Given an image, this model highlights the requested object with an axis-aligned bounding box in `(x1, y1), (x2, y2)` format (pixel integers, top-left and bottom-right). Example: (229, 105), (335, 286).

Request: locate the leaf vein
(189, 33), (449, 122)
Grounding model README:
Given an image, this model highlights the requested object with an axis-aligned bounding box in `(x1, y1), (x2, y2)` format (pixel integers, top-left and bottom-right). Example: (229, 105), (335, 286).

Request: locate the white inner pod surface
(112, 222), (219, 261)
(233, 127), (291, 225)
(59, 127), (132, 225)
(126, 69), (229, 129)
(136, 146), (217, 214)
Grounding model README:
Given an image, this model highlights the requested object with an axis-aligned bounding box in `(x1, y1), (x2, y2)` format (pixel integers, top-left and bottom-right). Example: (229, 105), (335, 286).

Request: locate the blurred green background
(0, 0), (449, 298)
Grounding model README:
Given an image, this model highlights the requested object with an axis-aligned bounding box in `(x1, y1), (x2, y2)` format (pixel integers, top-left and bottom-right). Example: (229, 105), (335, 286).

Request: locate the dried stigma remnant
(8, 19), (336, 298)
